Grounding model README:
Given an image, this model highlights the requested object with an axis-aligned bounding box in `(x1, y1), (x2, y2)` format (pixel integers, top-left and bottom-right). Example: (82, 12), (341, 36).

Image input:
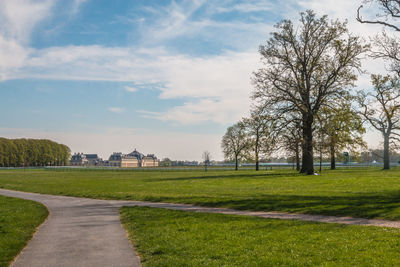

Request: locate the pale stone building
(108, 149), (158, 168)
(70, 153), (102, 166)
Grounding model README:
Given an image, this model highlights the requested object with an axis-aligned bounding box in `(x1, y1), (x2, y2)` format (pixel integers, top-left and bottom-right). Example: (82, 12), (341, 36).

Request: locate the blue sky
(0, 0), (386, 160)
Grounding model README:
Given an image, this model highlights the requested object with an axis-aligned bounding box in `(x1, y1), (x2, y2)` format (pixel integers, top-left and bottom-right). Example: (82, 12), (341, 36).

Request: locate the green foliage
(121, 206), (400, 266)
(0, 138), (70, 167)
(0, 195), (48, 267)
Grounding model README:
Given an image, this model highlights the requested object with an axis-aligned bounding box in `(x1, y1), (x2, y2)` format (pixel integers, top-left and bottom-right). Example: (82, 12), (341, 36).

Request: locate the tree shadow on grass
(191, 192), (400, 220)
(142, 191), (400, 221)
(148, 172), (302, 182)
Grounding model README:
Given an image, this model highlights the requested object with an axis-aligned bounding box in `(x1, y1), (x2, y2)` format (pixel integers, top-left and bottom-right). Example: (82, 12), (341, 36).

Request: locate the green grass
(120, 206), (400, 266)
(2, 168), (400, 220)
(0, 195), (48, 267)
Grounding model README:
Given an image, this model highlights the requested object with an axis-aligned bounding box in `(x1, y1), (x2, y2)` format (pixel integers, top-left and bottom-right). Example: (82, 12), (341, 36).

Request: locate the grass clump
(120, 206), (400, 266)
(0, 195), (48, 267)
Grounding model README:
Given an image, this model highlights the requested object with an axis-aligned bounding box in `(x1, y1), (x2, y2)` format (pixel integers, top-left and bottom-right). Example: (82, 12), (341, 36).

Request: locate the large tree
(253, 10), (367, 174)
(221, 122), (249, 171)
(358, 74), (400, 169)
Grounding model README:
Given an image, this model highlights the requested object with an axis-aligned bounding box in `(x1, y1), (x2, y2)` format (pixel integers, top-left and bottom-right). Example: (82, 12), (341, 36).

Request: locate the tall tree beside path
(358, 74), (400, 169)
(221, 122), (249, 171)
(253, 10), (367, 174)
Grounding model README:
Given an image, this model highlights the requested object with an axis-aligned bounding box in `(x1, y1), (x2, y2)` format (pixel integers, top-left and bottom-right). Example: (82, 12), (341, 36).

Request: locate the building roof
(128, 149), (145, 160)
(84, 154), (99, 159)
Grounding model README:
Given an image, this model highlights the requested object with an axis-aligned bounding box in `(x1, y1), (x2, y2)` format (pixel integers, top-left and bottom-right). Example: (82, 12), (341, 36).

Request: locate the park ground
(0, 195), (48, 267)
(2, 167), (400, 265)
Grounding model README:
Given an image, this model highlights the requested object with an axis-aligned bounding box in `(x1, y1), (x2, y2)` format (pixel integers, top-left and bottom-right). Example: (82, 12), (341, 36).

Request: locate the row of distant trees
(222, 2), (400, 173)
(0, 138), (70, 167)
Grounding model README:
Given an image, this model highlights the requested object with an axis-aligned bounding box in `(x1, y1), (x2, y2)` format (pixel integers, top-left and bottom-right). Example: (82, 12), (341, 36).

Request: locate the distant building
(108, 149), (158, 168)
(70, 153), (102, 166)
(85, 154), (102, 165)
(108, 152), (140, 168)
(70, 153), (88, 166)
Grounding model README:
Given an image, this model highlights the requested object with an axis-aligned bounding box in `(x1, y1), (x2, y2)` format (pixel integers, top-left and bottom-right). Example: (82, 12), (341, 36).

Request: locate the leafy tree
(242, 111), (275, 171)
(253, 10), (367, 174)
(0, 138), (70, 167)
(317, 102), (366, 170)
(357, 74), (400, 169)
(221, 122), (250, 171)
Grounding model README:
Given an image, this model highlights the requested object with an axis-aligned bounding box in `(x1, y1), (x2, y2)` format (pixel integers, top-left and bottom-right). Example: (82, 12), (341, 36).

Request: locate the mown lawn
(0, 195), (48, 267)
(120, 206), (400, 266)
(1, 168), (400, 219)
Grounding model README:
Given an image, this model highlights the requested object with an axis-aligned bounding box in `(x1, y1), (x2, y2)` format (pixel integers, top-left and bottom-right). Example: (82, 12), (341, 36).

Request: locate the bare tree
(252, 10), (367, 174)
(357, 0), (400, 31)
(221, 122), (249, 171)
(202, 151), (211, 171)
(357, 74), (400, 169)
(242, 111), (275, 171)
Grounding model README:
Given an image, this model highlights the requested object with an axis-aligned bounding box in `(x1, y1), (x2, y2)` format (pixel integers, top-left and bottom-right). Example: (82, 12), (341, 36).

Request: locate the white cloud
(124, 86), (137, 92)
(216, 1), (274, 13)
(0, 0), (54, 43)
(108, 107), (125, 114)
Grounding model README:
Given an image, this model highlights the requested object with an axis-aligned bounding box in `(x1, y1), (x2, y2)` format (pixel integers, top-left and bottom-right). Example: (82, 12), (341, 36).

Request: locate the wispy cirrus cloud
(108, 107), (125, 114)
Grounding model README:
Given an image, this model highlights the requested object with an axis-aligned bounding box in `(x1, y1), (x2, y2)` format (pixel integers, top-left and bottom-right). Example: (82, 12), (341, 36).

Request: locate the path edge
(9, 197), (50, 267)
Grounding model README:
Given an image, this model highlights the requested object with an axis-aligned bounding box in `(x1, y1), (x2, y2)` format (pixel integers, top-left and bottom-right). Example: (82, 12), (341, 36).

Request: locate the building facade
(70, 153), (102, 166)
(70, 153), (88, 166)
(107, 149), (158, 168)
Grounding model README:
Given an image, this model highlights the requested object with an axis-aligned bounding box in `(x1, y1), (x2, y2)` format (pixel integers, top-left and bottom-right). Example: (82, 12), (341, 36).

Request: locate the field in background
(1, 168), (400, 220)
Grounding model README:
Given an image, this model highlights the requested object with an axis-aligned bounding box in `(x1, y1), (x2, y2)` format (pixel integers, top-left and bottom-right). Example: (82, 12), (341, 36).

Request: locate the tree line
(222, 3), (400, 173)
(0, 138), (70, 167)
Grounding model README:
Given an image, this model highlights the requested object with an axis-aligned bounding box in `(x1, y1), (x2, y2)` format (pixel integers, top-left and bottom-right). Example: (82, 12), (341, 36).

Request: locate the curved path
(2, 189), (400, 266)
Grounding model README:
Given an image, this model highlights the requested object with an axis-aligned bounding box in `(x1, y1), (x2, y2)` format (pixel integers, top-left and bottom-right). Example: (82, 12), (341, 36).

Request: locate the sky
(0, 0), (390, 161)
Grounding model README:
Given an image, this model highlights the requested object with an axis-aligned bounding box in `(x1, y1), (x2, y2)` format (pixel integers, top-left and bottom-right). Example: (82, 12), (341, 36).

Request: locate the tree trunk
(383, 133), (390, 170)
(255, 141), (259, 171)
(235, 155), (238, 171)
(300, 114), (314, 175)
(330, 141), (336, 170)
(295, 143), (300, 171)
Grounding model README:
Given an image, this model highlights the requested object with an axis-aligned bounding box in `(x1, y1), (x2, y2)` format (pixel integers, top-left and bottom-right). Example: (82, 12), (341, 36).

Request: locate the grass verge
(0, 195), (48, 267)
(120, 206), (400, 266)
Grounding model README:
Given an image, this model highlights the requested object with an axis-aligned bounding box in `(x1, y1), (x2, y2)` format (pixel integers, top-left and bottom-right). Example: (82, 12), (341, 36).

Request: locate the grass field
(120, 206), (400, 266)
(1, 167), (400, 220)
(0, 195), (48, 267)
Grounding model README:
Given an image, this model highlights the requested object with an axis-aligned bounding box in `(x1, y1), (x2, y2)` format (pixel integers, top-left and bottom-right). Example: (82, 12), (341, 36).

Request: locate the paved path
(2, 189), (400, 266)
(0, 189), (141, 267)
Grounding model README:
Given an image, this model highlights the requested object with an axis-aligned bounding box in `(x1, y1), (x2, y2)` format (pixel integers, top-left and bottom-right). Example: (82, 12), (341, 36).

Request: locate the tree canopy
(0, 138), (70, 167)
(252, 10), (367, 174)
